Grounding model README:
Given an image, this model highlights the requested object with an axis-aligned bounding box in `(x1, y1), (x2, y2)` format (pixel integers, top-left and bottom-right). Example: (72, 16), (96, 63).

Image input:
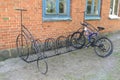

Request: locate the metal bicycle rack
(15, 9), (79, 74)
(16, 28), (79, 74)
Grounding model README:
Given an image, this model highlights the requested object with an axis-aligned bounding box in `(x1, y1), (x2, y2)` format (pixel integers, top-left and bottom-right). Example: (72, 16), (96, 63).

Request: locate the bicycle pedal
(42, 54), (47, 58)
(56, 53), (60, 55)
(44, 55), (47, 58)
(85, 47), (88, 48)
(83, 46), (88, 48)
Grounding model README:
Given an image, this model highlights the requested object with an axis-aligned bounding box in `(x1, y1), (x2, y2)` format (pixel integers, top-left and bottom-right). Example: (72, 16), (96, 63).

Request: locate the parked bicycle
(71, 21), (113, 58)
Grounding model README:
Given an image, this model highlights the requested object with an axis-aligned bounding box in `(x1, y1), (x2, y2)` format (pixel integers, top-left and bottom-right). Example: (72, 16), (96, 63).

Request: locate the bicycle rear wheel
(94, 37), (113, 58)
(16, 34), (29, 60)
(71, 32), (86, 49)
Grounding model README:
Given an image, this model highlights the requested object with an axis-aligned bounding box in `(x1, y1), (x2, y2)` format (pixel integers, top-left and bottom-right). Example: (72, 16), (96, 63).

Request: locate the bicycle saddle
(80, 21), (89, 27)
(97, 26), (105, 31)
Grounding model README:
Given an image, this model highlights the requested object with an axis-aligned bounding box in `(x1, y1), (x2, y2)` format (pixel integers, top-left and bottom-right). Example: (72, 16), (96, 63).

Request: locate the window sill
(109, 15), (120, 20)
(43, 17), (72, 22)
(85, 16), (101, 20)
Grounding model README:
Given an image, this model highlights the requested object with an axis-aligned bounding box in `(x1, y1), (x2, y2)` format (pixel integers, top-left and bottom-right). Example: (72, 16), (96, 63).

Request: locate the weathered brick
(0, 0), (120, 51)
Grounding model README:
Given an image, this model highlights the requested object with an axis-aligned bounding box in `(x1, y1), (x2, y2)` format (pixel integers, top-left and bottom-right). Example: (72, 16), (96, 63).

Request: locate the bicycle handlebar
(80, 21), (99, 32)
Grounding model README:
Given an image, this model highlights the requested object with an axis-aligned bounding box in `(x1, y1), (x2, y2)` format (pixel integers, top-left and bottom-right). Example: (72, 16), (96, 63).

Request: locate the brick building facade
(0, 0), (120, 58)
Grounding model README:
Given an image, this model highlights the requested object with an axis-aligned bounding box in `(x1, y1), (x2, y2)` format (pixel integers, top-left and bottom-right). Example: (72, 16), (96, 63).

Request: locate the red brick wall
(0, 0), (120, 50)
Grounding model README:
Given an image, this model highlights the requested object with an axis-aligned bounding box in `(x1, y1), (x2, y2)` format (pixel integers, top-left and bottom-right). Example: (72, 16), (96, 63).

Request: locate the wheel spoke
(94, 37), (113, 57)
(71, 32), (85, 49)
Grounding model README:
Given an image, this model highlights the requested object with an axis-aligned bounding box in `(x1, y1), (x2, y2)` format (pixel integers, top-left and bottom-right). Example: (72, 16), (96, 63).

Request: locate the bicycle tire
(94, 37), (113, 58)
(37, 59), (48, 75)
(71, 32), (86, 49)
(16, 34), (29, 60)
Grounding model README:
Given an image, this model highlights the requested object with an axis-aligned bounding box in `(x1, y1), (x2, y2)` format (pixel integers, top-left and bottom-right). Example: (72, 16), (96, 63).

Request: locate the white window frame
(109, 0), (120, 19)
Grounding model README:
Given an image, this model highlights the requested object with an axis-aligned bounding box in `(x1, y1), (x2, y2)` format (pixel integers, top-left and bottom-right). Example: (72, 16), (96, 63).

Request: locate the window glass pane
(94, 0), (99, 15)
(87, 0), (92, 15)
(59, 0), (66, 14)
(114, 0), (119, 15)
(110, 0), (113, 15)
(118, 0), (120, 17)
(46, 0), (56, 14)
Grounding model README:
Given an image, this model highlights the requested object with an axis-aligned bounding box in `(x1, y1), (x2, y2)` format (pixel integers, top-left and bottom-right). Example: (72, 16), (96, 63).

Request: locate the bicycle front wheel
(71, 32), (86, 49)
(94, 37), (113, 58)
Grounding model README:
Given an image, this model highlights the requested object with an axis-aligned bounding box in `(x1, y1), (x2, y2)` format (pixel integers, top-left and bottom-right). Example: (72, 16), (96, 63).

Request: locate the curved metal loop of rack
(16, 25), (79, 74)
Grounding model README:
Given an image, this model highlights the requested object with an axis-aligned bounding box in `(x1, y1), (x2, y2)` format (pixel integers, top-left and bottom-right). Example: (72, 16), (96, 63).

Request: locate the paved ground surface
(0, 31), (120, 80)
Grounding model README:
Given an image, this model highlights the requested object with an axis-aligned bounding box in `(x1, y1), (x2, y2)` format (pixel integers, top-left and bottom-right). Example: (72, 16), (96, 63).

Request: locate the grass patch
(64, 74), (78, 80)
(0, 57), (9, 62)
(105, 74), (114, 80)
(113, 52), (120, 57)
(0, 73), (8, 80)
(83, 74), (97, 80)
